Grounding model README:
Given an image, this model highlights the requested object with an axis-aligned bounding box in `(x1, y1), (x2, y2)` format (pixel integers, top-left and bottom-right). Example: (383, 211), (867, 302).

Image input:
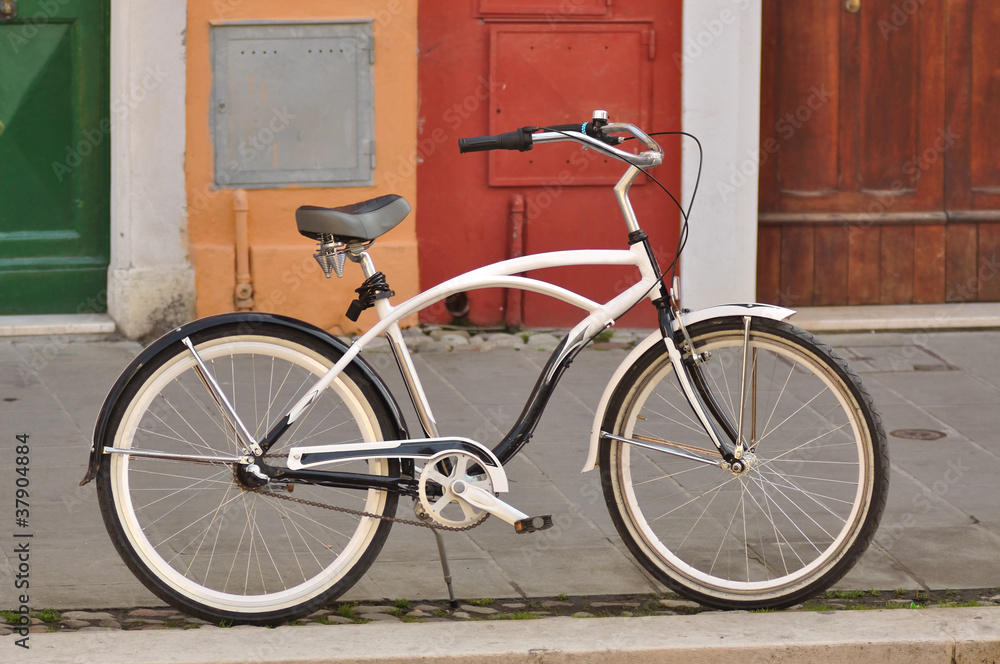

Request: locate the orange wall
(186, 0), (419, 335)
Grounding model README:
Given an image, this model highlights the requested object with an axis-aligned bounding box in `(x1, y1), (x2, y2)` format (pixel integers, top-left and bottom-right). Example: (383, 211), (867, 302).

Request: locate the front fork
(656, 297), (748, 468)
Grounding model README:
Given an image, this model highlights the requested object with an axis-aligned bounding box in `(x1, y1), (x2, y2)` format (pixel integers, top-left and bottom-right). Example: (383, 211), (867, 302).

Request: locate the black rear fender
(80, 312), (407, 485)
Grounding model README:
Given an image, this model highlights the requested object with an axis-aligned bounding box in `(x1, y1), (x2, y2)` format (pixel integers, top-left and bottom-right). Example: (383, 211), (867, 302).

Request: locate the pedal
(514, 515), (553, 534)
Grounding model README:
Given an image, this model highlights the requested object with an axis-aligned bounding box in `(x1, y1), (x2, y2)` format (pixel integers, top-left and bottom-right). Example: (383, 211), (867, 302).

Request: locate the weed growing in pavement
(824, 590), (867, 600)
(36, 609), (61, 623)
(335, 603), (358, 620)
(935, 601), (984, 608)
(489, 611), (539, 620)
(466, 598), (494, 606)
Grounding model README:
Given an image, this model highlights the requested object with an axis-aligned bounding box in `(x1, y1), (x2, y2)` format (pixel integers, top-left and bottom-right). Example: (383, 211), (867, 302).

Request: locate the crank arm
(450, 482), (551, 534)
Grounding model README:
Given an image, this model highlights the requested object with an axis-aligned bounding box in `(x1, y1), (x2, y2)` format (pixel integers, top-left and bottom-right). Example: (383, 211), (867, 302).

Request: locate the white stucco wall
(108, 0), (194, 339)
(679, 0), (762, 309)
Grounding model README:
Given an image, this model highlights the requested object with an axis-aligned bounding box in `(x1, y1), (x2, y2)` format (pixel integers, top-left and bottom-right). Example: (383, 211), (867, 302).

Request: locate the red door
(417, 0), (681, 328)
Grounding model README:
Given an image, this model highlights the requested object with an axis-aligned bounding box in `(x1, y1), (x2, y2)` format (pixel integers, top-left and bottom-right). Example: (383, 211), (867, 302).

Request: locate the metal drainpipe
(233, 189), (254, 311)
(504, 194), (525, 330)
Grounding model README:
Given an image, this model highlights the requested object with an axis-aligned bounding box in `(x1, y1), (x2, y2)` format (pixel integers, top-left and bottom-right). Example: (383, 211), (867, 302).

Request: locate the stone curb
(12, 607), (1000, 664)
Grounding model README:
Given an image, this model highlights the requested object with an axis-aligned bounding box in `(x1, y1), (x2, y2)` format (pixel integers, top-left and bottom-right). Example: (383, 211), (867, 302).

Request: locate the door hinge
(644, 29), (656, 60)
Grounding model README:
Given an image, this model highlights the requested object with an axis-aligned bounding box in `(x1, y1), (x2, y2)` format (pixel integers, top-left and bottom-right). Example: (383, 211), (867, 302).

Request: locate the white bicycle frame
(185, 120), (794, 500)
(282, 130), (662, 440)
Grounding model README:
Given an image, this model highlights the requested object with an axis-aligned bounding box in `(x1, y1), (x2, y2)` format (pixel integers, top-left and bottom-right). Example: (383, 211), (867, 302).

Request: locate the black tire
(599, 317), (888, 609)
(96, 322), (400, 625)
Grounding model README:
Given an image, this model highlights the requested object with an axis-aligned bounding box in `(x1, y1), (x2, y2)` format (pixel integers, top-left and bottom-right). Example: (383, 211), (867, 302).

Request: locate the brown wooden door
(757, 0), (1000, 307)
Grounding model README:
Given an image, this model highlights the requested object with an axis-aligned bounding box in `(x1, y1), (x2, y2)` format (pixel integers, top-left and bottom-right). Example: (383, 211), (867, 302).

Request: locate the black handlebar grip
(458, 126), (537, 153)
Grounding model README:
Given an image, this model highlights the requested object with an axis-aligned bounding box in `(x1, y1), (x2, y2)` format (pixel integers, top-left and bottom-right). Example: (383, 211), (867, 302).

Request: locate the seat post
(353, 250), (442, 440)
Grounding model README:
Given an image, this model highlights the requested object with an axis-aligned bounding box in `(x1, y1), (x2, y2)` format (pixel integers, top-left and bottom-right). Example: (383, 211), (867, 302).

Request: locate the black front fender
(80, 312), (408, 485)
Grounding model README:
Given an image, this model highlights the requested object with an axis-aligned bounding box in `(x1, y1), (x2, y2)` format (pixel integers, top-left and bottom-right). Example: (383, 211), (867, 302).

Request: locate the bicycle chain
(249, 456), (487, 532)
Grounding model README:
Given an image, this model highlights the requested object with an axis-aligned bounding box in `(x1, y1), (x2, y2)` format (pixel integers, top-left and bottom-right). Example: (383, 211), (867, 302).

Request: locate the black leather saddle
(296, 194), (411, 242)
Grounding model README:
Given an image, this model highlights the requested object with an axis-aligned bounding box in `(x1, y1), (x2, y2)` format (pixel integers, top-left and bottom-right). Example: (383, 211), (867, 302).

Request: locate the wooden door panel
(767, 2), (840, 197)
(912, 224), (945, 303)
(858, 3), (919, 194)
(947, 0), (1000, 215)
(760, 0), (946, 219)
(969, 4), (1000, 198)
(945, 223), (977, 301)
(847, 226), (880, 305)
(879, 226), (914, 303)
(813, 227), (849, 306)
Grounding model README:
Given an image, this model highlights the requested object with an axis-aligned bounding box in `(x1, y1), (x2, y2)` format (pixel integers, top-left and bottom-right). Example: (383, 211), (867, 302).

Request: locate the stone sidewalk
(1, 324), (1000, 612)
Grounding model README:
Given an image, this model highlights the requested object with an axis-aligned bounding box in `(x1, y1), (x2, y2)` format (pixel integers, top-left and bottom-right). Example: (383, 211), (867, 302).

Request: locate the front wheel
(96, 322), (400, 624)
(599, 317), (888, 609)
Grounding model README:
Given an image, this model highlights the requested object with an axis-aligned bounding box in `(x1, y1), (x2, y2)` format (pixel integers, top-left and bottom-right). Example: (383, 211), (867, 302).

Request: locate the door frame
(107, 0), (194, 339)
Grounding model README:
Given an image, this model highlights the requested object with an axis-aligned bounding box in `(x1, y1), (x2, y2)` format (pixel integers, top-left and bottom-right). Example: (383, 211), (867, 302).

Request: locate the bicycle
(81, 110), (888, 625)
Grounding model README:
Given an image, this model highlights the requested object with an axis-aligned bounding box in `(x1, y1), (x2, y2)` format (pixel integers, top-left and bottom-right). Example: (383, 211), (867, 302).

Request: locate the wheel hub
(234, 462), (270, 489)
(729, 451), (761, 476)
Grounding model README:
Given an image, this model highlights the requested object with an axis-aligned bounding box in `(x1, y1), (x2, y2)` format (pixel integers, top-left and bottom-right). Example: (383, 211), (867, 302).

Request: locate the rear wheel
(600, 318), (888, 609)
(96, 323), (400, 624)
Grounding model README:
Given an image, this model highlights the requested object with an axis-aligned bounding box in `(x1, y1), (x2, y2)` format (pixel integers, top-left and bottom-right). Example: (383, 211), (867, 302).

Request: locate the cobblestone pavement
(4, 589), (1000, 636)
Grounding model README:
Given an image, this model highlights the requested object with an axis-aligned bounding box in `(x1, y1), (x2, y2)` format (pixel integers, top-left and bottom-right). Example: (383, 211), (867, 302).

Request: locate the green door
(0, 0), (109, 315)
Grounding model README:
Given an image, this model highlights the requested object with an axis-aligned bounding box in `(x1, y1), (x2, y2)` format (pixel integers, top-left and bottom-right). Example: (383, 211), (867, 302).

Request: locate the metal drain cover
(890, 429), (946, 441)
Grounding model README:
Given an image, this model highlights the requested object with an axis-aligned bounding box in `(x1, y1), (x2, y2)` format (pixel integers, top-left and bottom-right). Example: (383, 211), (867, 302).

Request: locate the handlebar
(457, 110), (663, 169)
(458, 127), (536, 153)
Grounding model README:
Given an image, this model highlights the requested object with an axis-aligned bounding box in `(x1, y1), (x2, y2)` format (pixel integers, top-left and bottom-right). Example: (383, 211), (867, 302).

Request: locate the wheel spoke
(603, 320), (885, 607)
(102, 329), (399, 622)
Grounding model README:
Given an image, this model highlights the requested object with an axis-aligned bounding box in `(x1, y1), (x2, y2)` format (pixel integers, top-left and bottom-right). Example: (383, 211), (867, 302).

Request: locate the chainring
(417, 450), (494, 528)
